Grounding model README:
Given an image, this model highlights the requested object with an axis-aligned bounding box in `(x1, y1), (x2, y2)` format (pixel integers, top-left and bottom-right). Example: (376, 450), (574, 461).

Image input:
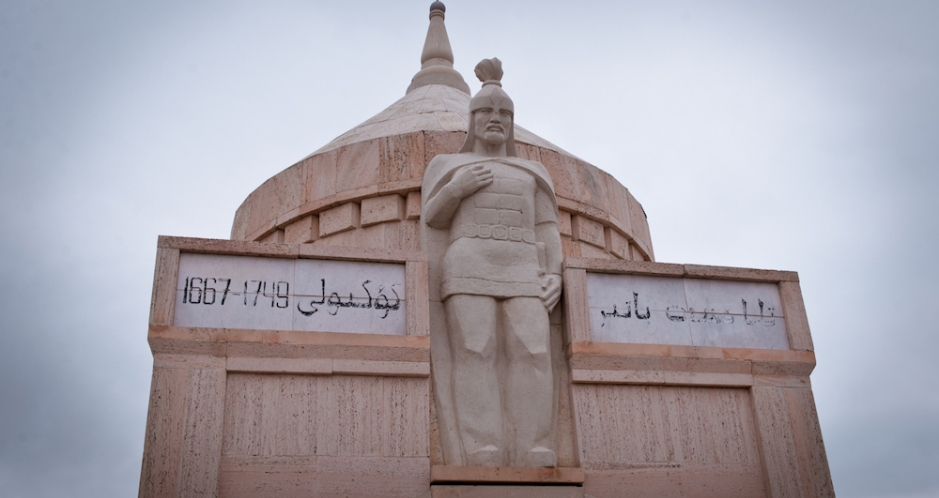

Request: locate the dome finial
(406, 2), (470, 95)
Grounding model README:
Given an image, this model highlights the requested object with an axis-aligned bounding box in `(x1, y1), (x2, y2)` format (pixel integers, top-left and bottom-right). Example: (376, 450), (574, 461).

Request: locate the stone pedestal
(140, 4), (832, 497)
(139, 236), (833, 497)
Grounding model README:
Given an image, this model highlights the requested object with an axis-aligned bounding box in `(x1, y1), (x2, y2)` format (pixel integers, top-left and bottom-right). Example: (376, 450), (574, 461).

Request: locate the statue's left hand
(540, 274), (563, 312)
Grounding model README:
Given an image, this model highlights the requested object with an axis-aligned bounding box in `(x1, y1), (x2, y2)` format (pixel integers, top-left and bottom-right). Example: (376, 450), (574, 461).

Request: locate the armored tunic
(423, 156), (559, 300)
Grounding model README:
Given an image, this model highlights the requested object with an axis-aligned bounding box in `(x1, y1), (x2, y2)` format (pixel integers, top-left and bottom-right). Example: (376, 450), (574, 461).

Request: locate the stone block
(158, 236), (299, 257)
(406, 261), (430, 336)
(627, 192), (650, 250)
(605, 228), (629, 260)
(319, 202), (360, 237)
(578, 242), (610, 260)
(380, 132), (426, 184)
(683, 264), (797, 282)
(562, 268), (590, 343)
(583, 465), (766, 498)
(355, 223), (389, 248)
(561, 239), (581, 258)
(514, 142), (543, 162)
(570, 369), (753, 387)
(603, 174), (632, 235)
(139, 365), (225, 498)
(406, 191), (422, 220)
(271, 163), (303, 219)
(361, 194), (406, 227)
(786, 388), (835, 497)
(177, 368), (226, 496)
(150, 247), (179, 326)
(752, 386), (804, 498)
(629, 243), (645, 262)
(259, 229), (284, 244)
(226, 357), (333, 374)
(336, 139), (380, 193)
(332, 359), (429, 377)
(583, 469), (683, 498)
(568, 345), (746, 374)
(302, 149), (338, 206)
(243, 188), (268, 240)
(779, 280), (814, 351)
(423, 131), (466, 166)
(572, 159), (608, 211)
(561, 257), (684, 277)
(571, 384), (761, 471)
(315, 455), (430, 497)
(557, 210), (572, 237)
(382, 377), (431, 457)
(388, 219), (422, 252)
(283, 215), (318, 244)
(231, 202), (250, 240)
(571, 216), (605, 249)
(219, 455), (430, 498)
(538, 149), (577, 201)
(138, 367), (187, 498)
(218, 464), (317, 498)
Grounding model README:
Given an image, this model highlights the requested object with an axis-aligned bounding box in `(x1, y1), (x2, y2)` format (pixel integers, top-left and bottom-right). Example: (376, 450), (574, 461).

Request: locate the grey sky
(1, 1), (937, 496)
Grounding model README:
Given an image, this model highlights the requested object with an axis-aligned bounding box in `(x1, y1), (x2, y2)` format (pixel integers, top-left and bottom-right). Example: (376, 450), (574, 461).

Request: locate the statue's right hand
(448, 165), (493, 198)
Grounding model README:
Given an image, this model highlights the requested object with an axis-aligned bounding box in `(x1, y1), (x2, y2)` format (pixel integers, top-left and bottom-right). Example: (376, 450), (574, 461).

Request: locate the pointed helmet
(459, 58), (517, 156)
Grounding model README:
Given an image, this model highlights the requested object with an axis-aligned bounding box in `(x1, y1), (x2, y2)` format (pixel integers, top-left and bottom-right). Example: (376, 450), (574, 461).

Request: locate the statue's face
(473, 103), (513, 147)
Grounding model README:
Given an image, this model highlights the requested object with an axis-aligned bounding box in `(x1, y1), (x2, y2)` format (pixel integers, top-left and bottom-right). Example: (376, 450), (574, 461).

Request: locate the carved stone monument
(138, 3), (833, 497)
(421, 58), (562, 468)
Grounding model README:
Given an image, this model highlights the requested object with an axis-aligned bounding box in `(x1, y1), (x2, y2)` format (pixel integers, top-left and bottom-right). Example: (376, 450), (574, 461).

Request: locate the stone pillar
(139, 355), (226, 498)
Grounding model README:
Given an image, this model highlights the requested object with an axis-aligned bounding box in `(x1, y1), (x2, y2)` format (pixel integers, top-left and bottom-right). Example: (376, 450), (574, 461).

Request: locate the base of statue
(426, 485), (585, 498)
(430, 466), (585, 485)
(140, 238), (832, 497)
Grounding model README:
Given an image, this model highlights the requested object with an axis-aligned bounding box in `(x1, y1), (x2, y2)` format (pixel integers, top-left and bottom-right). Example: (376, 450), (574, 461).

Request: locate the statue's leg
(445, 294), (503, 466)
(502, 296), (556, 467)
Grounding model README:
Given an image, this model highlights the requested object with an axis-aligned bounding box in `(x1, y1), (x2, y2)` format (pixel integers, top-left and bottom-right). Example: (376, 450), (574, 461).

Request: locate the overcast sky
(1, 1), (937, 496)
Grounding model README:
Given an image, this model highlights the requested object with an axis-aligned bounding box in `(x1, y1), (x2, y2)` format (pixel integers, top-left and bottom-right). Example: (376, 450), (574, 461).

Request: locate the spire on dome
(406, 1), (470, 95)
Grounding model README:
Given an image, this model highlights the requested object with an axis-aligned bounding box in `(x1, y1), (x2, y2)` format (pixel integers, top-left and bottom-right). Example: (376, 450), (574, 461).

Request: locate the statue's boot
(522, 446), (557, 468)
(467, 444), (503, 467)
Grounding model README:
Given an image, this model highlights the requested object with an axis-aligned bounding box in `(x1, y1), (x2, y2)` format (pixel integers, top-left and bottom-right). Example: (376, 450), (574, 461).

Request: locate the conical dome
(231, 4), (654, 262)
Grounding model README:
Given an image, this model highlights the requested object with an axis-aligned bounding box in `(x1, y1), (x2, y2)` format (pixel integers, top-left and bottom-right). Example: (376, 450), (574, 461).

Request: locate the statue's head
(459, 58), (517, 156)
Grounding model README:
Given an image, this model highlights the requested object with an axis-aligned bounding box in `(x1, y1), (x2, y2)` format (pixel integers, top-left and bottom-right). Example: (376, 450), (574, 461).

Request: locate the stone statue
(422, 58), (563, 468)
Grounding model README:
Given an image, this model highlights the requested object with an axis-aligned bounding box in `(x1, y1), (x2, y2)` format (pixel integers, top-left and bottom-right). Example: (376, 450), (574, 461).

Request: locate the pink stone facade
(140, 237), (833, 497)
(231, 129), (654, 264)
(141, 6), (832, 494)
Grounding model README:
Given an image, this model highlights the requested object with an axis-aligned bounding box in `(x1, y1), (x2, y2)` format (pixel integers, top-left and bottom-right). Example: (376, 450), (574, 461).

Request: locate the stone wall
(231, 131), (654, 262)
(140, 237), (833, 497)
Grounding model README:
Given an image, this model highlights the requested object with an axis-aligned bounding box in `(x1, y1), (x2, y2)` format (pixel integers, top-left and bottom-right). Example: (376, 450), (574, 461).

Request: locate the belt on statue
(450, 224), (537, 245)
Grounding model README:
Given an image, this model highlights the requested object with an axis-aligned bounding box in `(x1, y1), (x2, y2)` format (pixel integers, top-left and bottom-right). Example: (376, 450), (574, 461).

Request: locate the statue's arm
(423, 163), (493, 229)
(536, 222), (563, 276)
(535, 189), (563, 311)
(423, 183), (463, 229)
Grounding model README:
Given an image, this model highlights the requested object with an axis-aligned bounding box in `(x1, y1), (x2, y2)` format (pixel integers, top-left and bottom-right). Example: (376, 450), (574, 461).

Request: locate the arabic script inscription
(173, 254), (406, 335)
(586, 273), (790, 350)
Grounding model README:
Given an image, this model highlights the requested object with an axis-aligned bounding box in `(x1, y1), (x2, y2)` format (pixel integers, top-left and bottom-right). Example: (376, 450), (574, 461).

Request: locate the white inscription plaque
(586, 273), (789, 349)
(174, 253), (406, 335)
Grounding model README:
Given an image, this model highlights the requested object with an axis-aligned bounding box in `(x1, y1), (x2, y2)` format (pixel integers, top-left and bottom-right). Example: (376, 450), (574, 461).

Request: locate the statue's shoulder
(427, 153), (474, 169)
(505, 155), (547, 170)
(426, 152), (461, 172)
(502, 156), (554, 189)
